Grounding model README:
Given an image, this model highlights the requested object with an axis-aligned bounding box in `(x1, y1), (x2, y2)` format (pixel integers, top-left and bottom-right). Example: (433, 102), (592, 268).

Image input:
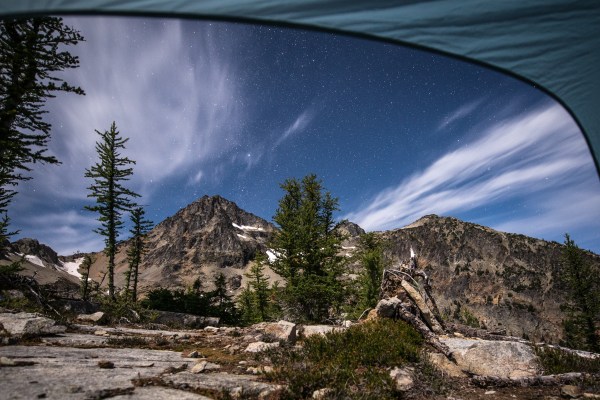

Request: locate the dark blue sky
(10, 16), (600, 254)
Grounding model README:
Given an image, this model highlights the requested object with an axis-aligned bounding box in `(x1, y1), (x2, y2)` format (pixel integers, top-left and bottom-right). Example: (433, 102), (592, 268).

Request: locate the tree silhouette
(85, 122), (139, 300)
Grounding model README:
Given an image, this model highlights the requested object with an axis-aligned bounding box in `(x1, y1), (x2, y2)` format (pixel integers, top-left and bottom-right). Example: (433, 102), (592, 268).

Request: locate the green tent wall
(1, 0), (599, 175)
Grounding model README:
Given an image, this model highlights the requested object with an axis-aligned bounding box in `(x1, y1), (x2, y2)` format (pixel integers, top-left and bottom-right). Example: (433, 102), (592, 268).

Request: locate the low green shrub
(266, 319), (423, 399)
(535, 346), (600, 375)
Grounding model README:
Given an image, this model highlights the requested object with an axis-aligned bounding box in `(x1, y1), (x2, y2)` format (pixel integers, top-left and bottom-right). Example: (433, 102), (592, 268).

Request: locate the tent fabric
(2, 0), (599, 174)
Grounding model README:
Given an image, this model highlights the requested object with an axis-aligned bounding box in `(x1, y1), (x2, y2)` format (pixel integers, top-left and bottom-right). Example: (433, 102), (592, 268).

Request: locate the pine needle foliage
(356, 232), (388, 310)
(560, 234), (600, 352)
(0, 17), (84, 250)
(270, 174), (345, 322)
(125, 206), (153, 302)
(85, 122), (139, 300)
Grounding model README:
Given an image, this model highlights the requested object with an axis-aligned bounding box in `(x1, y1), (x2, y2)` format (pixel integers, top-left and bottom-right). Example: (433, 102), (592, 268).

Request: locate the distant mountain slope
(87, 195), (279, 294)
(377, 214), (600, 344)
(9, 196), (598, 346)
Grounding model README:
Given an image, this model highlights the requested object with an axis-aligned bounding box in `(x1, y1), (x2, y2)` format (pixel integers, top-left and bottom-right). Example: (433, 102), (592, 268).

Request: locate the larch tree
(561, 234), (600, 352)
(124, 206), (153, 302)
(85, 122), (139, 300)
(245, 252), (272, 322)
(270, 174), (345, 322)
(355, 232), (388, 311)
(0, 17), (84, 251)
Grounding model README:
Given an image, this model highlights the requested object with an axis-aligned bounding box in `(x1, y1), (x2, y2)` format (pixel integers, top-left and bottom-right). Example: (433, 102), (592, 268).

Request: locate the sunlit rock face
(380, 214), (600, 344)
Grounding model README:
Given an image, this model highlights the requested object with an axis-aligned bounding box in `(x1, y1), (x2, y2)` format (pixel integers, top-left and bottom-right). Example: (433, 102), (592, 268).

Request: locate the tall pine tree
(124, 206), (153, 302)
(85, 122), (139, 300)
(271, 174), (345, 322)
(0, 17), (84, 251)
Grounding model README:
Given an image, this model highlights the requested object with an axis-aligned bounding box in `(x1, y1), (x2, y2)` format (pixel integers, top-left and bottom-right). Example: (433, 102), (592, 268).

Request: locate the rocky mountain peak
(335, 220), (365, 238)
(11, 238), (60, 266)
(86, 195), (279, 294)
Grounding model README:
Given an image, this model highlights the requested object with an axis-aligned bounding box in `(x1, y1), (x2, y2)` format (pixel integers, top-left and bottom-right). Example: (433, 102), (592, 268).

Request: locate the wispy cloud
(344, 103), (595, 239)
(274, 108), (315, 148)
(22, 17), (244, 201)
(437, 98), (484, 132)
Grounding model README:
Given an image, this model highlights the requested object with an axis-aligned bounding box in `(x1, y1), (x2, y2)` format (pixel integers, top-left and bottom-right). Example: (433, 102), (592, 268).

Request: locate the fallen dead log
(395, 304), (454, 360)
(446, 323), (526, 343)
(471, 372), (599, 388)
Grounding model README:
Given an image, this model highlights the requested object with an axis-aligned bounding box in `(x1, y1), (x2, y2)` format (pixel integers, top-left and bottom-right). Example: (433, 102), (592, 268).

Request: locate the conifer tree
(124, 206), (153, 302)
(561, 234), (600, 352)
(238, 283), (258, 325)
(356, 232), (388, 311)
(0, 17), (84, 251)
(85, 122), (139, 300)
(245, 252), (271, 322)
(209, 272), (237, 324)
(271, 174), (345, 322)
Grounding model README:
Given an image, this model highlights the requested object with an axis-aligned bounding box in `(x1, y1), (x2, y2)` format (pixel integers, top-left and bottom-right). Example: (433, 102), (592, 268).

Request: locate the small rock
(247, 365), (274, 375)
(312, 388), (333, 399)
(302, 325), (343, 338)
(191, 360), (221, 373)
(583, 393), (600, 399)
(230, 386), (243, 399)
(375, 297), (401, 318)
(204, 326), (219, 333)
(97, 360), (114, 369)
(389, 366), (414, 391)
(561, 385), (582, 398)
(485, 390), (497, 395)
(261, 321), (297, 343)
(93, 330), (109, 337)
(342, 320), (353, 328)
(204, 317), (220, 327)
(76, 311), (106, 324)
(245, 341), (280, 353)
(0, 356), (15, 366)
(187, 350), (201, 358)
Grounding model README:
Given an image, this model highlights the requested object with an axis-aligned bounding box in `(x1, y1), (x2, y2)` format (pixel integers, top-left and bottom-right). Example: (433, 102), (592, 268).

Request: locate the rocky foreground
(1, 310), (599, 400)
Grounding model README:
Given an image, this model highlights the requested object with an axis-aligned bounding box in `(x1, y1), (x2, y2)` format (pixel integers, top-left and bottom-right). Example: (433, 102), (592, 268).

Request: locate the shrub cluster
(266, 319), (423, 399)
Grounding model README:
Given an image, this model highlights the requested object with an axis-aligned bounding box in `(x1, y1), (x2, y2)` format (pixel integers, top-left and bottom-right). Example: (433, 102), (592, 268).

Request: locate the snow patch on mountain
(59, 258), (84, 279)
(232, 223), (265, 232)
(25, 255), (45, 268)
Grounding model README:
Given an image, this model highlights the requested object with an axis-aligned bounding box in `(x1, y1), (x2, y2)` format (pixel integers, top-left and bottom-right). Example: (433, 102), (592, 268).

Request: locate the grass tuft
(266, 318), (423, 399)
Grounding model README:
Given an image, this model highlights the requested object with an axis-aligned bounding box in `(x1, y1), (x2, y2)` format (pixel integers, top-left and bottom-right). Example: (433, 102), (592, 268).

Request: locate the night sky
(10, 16), (600, 255)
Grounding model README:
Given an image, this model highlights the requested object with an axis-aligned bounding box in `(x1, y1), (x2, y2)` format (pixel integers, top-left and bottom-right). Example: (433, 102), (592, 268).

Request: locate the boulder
(439, 337), (540, 378)
(561, 385), (582, 398)
(0, 312), (66, 337)
(260, 320), (297, 343)
(191, 360), (221, 373)
(301, 325), (345, 338)
(389, 367), (414, 391)
(77, 311), (107, 324)
(426, 352), (467, 378)
(244, 341), (280, 353)
(375, 297), (401, 318)
(150, 310), (218, 328)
